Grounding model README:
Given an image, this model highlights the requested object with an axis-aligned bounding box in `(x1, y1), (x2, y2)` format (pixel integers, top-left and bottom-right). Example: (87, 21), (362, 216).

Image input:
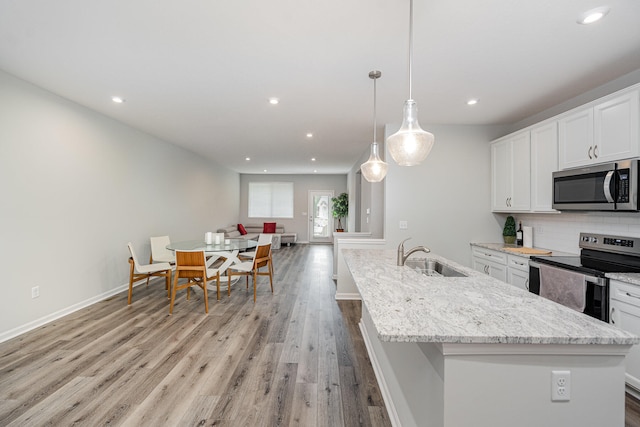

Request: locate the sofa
(217, 223), (297, 248)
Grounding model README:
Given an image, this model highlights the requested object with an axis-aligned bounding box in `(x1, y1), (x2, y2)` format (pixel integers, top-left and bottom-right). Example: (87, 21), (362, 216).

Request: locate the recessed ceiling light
(311, 158), (316, 162)
(577, 6), (610, 24)
(467, 99), (478, 106)
(269, 97), (279, 105)
(112, 96), (125, 103)
(306, 133), (313, 138)
(245, 157), (251, 161)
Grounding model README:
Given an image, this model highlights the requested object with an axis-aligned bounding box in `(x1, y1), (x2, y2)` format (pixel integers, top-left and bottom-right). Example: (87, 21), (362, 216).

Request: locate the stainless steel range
(529, 233), (640, 322)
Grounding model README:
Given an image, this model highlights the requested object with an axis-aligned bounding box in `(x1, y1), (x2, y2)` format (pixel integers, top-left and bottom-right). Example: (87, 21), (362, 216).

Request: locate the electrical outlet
(551, 370), (571, 401)
(31, 286), (40, 299)
(399, 220), (408, 230)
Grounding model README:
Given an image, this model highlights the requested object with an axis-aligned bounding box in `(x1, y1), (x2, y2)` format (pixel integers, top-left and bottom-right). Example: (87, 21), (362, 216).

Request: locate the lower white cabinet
(610, 279), (640, 393)
(472, 247), (529, 288)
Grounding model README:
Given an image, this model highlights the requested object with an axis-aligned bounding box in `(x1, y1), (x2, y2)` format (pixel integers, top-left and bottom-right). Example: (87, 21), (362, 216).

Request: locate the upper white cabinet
(491, 131), (531, 212)
(530, 121), (558, 212)
(559, 89), (639, 169)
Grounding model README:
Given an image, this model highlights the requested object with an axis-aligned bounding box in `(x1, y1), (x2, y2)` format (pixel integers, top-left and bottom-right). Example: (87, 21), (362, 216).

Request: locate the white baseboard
(0, 279), (146, 344)
(334, 292), (361, 301)
(359, 319), (401, 427)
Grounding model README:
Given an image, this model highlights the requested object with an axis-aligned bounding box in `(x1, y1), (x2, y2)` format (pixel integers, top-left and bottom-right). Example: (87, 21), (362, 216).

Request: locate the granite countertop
(471, 242), (577, 257)
(607, 273), (640, 286)
(343, 249), (638, 346)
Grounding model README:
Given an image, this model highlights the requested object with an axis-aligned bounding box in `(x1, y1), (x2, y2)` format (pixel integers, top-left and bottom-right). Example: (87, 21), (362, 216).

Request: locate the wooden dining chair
(171, 250), (238, 314)
(127, 242), (172, 305)
(227, 242), (273, 302)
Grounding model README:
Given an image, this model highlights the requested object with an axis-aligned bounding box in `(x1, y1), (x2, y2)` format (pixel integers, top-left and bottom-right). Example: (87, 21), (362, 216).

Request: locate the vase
(503, 235), (516, 244)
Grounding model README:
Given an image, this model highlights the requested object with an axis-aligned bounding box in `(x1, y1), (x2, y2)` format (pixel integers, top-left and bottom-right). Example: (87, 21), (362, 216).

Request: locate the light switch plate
(399, 221), (408, 230)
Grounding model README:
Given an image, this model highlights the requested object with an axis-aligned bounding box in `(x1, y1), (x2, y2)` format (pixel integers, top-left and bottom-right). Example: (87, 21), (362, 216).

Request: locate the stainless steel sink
(404, 258), (467, 278)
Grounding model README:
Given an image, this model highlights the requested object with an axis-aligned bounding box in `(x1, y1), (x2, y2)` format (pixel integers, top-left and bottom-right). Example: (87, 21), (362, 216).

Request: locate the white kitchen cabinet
(472, 247), (531, 289)
(530, 121), (558, 212)
(491, 131), (531, 212)
(471, 247), (508, 283)
(507, 254), (530, 291)
(610, 279), (640, 393)
(559, 89), (639, 170)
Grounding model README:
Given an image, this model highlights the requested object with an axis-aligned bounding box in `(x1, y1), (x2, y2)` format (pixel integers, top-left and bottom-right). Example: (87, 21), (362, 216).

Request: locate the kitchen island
(343, 249), (638, 427)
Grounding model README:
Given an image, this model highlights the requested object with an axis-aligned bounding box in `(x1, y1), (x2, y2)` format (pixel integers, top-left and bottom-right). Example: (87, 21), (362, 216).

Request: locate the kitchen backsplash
(506, 212), (640, 255)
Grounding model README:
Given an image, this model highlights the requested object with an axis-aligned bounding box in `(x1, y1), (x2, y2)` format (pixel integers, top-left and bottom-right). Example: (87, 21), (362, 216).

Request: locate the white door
(308, 190), (334, 243)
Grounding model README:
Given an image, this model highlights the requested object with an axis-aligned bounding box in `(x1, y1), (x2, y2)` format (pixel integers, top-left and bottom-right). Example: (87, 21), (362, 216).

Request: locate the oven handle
(530, 261), (605, 287)
(604, 170), (615, 203)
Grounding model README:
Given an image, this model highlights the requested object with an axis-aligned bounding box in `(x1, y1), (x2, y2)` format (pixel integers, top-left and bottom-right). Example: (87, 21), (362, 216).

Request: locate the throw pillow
(263, 222), (276, 233)
(238, 223), (247, 235)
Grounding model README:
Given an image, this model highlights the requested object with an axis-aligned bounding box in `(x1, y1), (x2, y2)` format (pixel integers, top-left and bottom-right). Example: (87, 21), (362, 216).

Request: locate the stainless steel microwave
(552, 159), (639, 211)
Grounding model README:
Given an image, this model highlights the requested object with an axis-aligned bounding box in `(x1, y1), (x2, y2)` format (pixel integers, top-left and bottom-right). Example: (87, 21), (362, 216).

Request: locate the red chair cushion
(263, 222), (276, 233)
(238, 223), (247, 235)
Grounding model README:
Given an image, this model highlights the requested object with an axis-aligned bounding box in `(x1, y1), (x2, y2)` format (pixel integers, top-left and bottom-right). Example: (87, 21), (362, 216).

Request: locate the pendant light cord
(408, 0), (414, 100)
(373, 76), (377, 143)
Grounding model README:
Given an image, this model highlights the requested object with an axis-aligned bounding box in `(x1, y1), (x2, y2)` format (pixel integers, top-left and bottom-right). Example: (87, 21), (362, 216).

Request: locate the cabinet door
(487, 261), (507, 282)
(510, 132), (531, 211)
(558, 107), (594, 169)
(530, 121), (558, 212)
(594, 90), (639, 163)
(491, 139), (511, 212)
(610, 298), (640, 392)
(472, 256), (507, 282)
(507, 269), (529, 291)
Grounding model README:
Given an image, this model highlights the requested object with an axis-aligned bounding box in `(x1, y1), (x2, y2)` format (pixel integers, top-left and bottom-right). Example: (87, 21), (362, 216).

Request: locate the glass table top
(167, 238), (257, 252)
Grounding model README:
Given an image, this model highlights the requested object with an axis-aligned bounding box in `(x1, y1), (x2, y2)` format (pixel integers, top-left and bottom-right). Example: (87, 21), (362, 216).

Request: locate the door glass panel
(313, 195), (330, 239)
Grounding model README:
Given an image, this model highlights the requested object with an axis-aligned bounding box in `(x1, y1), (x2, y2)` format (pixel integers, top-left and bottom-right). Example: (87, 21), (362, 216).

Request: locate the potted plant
(503, 215), (516, 244)
(331, 192), (349, 232)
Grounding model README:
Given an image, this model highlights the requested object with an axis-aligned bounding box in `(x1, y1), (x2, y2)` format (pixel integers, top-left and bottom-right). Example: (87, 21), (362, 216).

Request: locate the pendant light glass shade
(387, 99), (434, 166)
(386, 0), (434, 166)
(361, 70), (388, 182)
(361, 141), (388, 182)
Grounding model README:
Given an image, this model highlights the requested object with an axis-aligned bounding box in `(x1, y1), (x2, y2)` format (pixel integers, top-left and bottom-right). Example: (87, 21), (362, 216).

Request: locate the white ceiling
(1, 0), (639, 174)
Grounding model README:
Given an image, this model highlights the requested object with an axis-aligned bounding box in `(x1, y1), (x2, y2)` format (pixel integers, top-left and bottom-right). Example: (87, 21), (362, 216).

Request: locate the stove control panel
(580, 233), (640, 255)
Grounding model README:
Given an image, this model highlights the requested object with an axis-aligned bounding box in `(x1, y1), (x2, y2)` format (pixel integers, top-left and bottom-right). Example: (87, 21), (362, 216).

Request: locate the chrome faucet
(397, 237), (431, 266)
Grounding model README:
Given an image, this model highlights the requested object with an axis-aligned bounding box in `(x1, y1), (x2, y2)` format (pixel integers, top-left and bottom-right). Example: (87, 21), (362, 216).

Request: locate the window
(248, 182), (294, 218)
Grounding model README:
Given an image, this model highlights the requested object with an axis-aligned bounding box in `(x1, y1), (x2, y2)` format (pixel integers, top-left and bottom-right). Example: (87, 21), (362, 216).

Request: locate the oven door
(529, 261), (609, 322)
(553, 163), (617, 211)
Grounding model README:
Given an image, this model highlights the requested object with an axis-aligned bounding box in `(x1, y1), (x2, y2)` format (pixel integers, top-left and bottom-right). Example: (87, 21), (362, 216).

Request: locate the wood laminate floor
(1, 243), (639, 426)
(0, 244), (390, 426)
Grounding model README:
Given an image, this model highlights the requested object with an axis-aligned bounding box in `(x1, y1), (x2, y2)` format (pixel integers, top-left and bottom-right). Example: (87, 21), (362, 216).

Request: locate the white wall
(383, 124), (509, 266)
(0, 70), (240, 340)
(238, 173), (347, 242)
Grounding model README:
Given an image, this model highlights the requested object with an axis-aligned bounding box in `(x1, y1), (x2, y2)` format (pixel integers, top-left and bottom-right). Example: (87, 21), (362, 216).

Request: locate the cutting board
(503, 247), (552, 255)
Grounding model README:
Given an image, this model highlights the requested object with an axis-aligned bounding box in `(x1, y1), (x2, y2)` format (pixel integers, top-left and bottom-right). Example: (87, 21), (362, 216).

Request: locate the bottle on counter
(516, 221), (523, 246)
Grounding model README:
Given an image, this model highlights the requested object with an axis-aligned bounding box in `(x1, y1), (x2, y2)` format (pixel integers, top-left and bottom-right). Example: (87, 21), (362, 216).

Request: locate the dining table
(166, 238), (258, 289)
(166, 238), (257, 254)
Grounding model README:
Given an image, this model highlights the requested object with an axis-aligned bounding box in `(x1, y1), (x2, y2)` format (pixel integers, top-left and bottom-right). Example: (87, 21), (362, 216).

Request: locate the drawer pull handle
(611, 307), (616, 325)
(625, 292), (640, 300)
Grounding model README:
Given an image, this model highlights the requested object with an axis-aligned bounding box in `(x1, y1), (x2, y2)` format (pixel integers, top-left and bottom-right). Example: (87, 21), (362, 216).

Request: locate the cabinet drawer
(507, 255), (530, 272)
(610, 280), (640, 307)
(472, 247), (507, 264)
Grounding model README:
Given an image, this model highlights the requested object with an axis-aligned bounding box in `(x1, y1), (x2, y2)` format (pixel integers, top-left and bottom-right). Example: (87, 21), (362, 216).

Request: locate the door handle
(611, 307), (616, 325)
(525, 279), (529, 290)
(603, 171), (615, 203)
(593, 145), (598, 158)
(588, 146), (593, 159)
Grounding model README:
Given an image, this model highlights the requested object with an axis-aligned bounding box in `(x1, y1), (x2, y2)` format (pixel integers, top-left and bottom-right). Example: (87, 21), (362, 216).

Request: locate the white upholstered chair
(150, 235), (176, 265)
(227, 241), (273, 302)
(127, 242), (172, 305)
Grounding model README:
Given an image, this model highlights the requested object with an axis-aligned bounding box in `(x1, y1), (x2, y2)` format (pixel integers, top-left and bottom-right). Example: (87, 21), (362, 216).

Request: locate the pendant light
(361, 70), (388, 182)
(386, 0), (435, 166)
